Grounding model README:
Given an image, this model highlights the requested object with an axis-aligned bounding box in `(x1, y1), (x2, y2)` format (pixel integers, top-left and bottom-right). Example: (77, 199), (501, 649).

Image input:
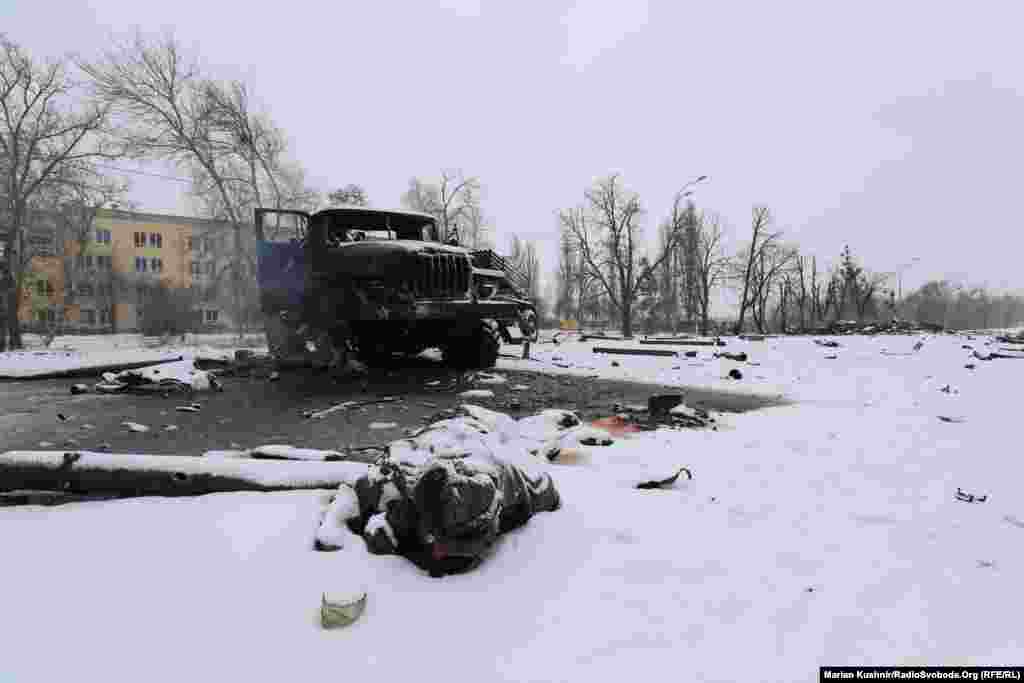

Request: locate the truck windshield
(319, 212), (437, 243)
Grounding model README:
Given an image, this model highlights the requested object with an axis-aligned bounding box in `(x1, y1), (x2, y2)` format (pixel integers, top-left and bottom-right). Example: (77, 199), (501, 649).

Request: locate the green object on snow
(320, 592), (367, 629)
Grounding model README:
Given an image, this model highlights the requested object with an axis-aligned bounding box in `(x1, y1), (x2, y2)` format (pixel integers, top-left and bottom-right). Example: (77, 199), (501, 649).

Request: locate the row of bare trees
(553, 174), (908, 336)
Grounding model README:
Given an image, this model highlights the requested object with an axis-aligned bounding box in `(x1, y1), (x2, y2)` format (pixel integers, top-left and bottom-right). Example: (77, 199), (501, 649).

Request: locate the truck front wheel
(444, 321), (500, 369)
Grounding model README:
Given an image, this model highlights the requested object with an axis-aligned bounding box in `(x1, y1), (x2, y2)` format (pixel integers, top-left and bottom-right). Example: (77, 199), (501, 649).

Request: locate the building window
(135, 256), (147, 273)
(82, 309), (96, 325)
(148, 233), (162, 248)
(206, 261), (215, 276)
(205, 309), (219, 323)
(96, 255), (111, 270)
(190, 261), (200, 275)
(134, 232), (145, 248)
(84, 254), (94, 269)
(99, 308), (111, 324)
(36, 280), (54, 297)
(151, 257), (163, 273)
(77, 283), (94, 297)
(95, 229), (112, 244)
(186, 236), (194, 251)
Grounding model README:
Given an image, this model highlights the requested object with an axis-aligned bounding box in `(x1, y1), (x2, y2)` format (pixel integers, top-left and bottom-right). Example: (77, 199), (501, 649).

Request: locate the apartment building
(6, 208), (256, 333)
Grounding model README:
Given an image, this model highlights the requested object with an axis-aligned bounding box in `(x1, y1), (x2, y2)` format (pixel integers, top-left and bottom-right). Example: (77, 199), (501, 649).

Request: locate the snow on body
(4, 332), (1024, 681)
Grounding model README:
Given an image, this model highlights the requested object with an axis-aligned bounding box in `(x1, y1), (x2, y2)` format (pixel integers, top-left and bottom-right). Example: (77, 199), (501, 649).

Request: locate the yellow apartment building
(12, 208), (252, 333)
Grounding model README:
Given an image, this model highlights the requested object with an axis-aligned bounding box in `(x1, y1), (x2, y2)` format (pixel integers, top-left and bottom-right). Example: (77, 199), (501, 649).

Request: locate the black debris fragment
(955, 487), (987, 503)
(637, 466), (693, 490)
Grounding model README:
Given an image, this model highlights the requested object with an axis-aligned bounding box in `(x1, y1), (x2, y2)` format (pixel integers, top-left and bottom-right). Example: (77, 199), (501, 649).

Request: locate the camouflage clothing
(339, 448), (560, 577)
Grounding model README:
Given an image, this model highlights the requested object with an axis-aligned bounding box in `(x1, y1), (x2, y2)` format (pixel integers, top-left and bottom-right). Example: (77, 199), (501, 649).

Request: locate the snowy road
(0, 357), (781, 457)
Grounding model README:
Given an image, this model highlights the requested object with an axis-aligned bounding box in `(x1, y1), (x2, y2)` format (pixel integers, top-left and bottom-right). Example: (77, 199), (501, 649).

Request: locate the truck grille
(413, 254), (470, 298)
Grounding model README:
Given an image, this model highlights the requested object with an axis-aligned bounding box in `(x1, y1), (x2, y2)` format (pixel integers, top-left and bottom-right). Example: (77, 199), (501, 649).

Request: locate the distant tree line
(550, 173), (1023, 336)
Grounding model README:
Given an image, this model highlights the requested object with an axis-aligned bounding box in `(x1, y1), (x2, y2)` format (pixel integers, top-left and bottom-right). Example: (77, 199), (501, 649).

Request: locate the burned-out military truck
(255, 206), (538, 371)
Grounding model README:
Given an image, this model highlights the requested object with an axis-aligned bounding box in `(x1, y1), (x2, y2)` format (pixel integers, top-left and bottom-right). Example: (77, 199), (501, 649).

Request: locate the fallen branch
(304, 397), (398, 420)
(638, 338), (725, 347)
(593, 347), (678, 357)
(0, 450), (368, 498)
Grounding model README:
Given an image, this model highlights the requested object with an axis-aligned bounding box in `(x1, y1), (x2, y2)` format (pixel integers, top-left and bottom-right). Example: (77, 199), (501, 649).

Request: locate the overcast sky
(5, 0), (1024, 308)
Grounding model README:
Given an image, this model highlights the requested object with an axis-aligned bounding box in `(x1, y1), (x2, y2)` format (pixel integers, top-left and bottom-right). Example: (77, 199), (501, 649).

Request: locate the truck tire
(519, 308), (540, 343)
(445, 322), (500, 369)
(264, 313), (304, 362)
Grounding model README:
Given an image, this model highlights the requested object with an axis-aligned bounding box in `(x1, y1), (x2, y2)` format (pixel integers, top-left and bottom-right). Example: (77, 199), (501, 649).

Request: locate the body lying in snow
(316, 416), (561, 577)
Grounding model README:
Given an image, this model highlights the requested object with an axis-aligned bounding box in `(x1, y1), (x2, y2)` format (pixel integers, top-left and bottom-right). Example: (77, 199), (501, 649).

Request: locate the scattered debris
(369, 422), (399, 430)
(715, 351), (748, 362)
(824, 354), (838, 360)
(38, 441), (55, 448)
(938, 416), (966, 423)
(57, 413), (71, 422)
(122, 422), (150, 433)
(727, 368), (743, 380)
(175, 404), (202, 413)
(610, 360), (620, 367)
(511, 384), (530, 391)
(246, 445), (347, 461)
(472, 372), (507, 385)
(90, 359), (222, 394)
(814, 339), (841, 348)
(591, 415), (643, 437)
(939, 384), (958, 394)
(268, 371), (281, 381)
(965, 363), (976, 370)
(684, 350), (698, 358)
(636, 466), (693, 490)
(593, 346), (678, 357)
(458, 389), (495, 399)
(80, 423), (95, 430)
(648, 394), (683, 418)
(977, 560), (996, 569)
(163, 425), (179, 432)
(639, 338), (724, 347)
(305, 397), (397, 420)
(321, 592), (367, 629)
(69, 384), (90, 395)
(956, 487), (987, 503)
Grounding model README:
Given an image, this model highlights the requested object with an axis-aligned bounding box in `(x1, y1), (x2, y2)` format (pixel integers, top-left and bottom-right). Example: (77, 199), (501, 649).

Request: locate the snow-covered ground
(0, 333), (261, 377)
(3, 331), (1024, 681)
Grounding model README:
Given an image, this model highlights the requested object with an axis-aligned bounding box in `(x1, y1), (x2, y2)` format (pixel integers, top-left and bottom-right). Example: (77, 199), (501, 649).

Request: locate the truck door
(255, 209), (310, 314)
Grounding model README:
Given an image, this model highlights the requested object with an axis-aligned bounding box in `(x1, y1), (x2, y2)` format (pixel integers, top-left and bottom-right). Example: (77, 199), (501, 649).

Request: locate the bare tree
(749, 242), (797, 333)
(508, 235), (541, 301)
(327, 184), (368, 207)
(732, 206), (782, 334)
(400, 170), (481, 243)
(562, 175), (692, 337)
(84, 34), (314, 337)
(0, 35), (118, 348)
(693, 211), (731, 335)
(53, 178), (128, 334)
(458, 183), (492, 249)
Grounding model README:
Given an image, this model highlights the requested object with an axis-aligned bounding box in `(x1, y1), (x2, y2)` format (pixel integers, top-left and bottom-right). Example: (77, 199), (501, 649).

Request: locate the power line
(90, 162), (193, 184)
(68, 160), (194, 184)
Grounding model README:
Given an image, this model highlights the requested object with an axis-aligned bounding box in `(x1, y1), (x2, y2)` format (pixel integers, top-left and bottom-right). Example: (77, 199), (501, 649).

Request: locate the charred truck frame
(255, 207), (538, 371)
